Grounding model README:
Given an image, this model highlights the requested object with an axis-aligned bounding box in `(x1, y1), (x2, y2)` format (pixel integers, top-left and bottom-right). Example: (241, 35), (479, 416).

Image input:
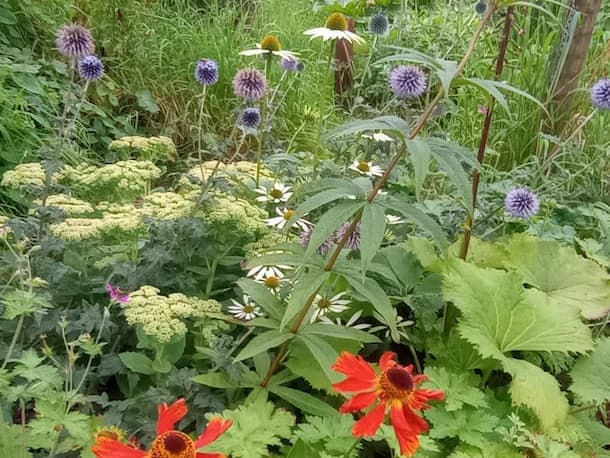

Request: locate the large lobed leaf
(569, 338), (610, 404)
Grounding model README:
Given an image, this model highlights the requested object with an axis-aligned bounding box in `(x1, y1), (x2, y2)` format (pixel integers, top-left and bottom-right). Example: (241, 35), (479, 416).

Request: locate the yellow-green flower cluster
(203, 193), (268, 236)
(244, 230), (291, 258)
(62, 160), (162, 200)
(49, 211), (143, 241)
(1, 162), (56, 189)
(121, 285), (221, 342)
(32, 194), (94, 216)
(187, 161), (273, 187)
(110, 136), (177, 162)
(141, 192), (195, 219)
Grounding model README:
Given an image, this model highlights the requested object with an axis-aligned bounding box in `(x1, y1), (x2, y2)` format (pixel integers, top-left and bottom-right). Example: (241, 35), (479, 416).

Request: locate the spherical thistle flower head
(281, 57), (304, 73)
(78, 55), (104, 81)
(591, 78), (610, 110)
(505, 187), (540, 218)
(233, 68), (267, 101)
(300, 226), (334, 255)
(195, 58), (220, 85)
(369, 13), (390, 36)
(390, 65), (427, 99)
(475, 1), (488, 15)
(56, 23), (94, 58)
(335, 222), (361, 251)
(238, 107), (261, 130)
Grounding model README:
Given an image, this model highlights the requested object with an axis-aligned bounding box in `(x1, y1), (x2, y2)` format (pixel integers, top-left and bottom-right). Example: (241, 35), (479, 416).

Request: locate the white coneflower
(266, 207), (311, 231)
(310, 292), (351, 323)
(228, 295), (262, 321)
(255, 182), (293, 203)
(349, 160), (384, 177)
(385, 214), (405, 225)
(304, 12), (364, 44)
(320, 309), (370, 330)
(240, 34), (300, 60)
(361, 132), (394, 143)
(246, 264), (290, 281)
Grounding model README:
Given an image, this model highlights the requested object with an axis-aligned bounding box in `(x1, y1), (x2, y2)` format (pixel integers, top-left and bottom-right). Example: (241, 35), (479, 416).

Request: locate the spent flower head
(591, 78), (610, 110)
(233, 68), (267, 101)
(390, 65), (427, 99)
(78, 55), (104, 81)
(505, 187), (540, 218)
(56, 23), (94, 58)
(195, 59), (220, 85)
(304, 13), (364, 44)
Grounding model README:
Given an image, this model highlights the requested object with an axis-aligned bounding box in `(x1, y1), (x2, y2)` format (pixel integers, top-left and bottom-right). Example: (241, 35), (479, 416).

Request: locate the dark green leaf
(270, 385), (339, 417)
(119, 352), (155, 375)
(234, 330), (294, 362)
(282, 270), (331, 328)
(360, 203), (386, 272)
(237, 278), (284, 320)
(306, 201), (364, 259)
(303, 323), (380, 343)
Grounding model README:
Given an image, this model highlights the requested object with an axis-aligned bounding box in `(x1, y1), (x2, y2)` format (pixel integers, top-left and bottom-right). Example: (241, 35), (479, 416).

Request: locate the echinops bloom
(335, 222), (362, 250)
(389, 66), (427, 99)
(281, 57), (304, 72)
(369, 13), (390, 36)
(505, 187), (540, 218)
(233, 68), (267, 101)
(299, 226), (334, 255)
(591, 78), (610, 110)
(78, 55), (104, 81)
(195, 59), (220, 85)
(56, 23), (94, 58)
(238, 107), (261, 130)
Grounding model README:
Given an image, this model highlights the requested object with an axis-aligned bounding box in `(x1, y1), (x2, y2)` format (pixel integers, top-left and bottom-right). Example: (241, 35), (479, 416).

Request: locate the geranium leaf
(569, 338), (610, 404)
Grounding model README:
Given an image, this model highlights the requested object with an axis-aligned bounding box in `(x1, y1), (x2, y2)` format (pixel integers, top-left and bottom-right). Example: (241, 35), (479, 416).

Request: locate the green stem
(358, 35), (377, 95)
(1, 315), (24, 370)
(256, 55), (273, 187)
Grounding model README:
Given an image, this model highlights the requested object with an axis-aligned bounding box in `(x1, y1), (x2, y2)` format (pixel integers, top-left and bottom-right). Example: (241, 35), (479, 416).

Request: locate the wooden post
(335, 17), (356, 98)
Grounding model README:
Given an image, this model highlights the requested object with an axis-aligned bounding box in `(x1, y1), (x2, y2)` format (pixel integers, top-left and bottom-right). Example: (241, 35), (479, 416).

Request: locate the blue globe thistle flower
(56, 23), (94, 58)
(591, 78), (610, 110)
(474, 1), (488, 15)
(369, 13), (390, 36)
(281, 57), (304, 72)
(78, 55), (104, 81)
(239, 107), (261, 130)
(505, 187), (540, 218)
(335, 222), (361, 251)
(389, 65), (427, 99)
(195, 59), (219, 86)
(300, 227), (333, 255)
(233, 68), (267, 101)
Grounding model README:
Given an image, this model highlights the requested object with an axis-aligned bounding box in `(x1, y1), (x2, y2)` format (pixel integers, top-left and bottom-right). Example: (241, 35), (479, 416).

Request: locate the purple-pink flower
(105, 283), (130, 304)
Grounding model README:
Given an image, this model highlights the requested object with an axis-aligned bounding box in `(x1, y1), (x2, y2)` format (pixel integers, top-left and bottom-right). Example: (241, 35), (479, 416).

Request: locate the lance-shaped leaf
(269, 385), (339, 417)
(406, 138), (431, 200)
(237, 278), (284, 321)
(327, 116), (410, 142)
(281, 269), (331, 329)
(360, 202), (387, 273)
(234, 330), (295, 362)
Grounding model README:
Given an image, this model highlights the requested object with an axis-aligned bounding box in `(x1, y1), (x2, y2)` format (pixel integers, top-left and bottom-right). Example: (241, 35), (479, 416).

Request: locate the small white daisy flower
(304, 13), (364, 45)
(228, 295), (262, 321)
(240, 35), (300, 60)
(266, 207), (311, 231)
(255, 182), (293, 203)
(246, 264), (290, 281)
(320, 309), (371, 330)
(349, 160), (384, 177)
(362, 132), (394, 143)
(310, 292), (351, 323)
(385, 214), (405, 225)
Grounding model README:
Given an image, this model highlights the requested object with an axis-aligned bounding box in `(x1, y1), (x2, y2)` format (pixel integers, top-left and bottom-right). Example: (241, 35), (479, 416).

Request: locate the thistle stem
(260, 6), (497, 388)
(256, 55), (273, 187)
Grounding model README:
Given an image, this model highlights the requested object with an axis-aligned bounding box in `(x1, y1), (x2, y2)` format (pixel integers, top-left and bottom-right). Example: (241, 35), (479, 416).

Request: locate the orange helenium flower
(92, 398), (232, 458)
(332, 352), (444, 457)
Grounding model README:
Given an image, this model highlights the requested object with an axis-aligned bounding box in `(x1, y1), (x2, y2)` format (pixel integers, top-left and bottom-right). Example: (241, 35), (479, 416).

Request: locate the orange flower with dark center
(92, 399), (232, 458)
(332, 352), (444, 457)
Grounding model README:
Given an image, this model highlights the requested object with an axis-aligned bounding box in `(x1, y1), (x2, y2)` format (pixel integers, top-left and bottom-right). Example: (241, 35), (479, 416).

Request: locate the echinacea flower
(246, 264), (290, 281)
(591, 78), (610, 110)
(228, 295), (262, 321)
(195, 59), (220, 86)
(255, 182), (293, 203)
(233, 68), (267, 101)
(320, 309), (371, 330)
(78, 55), (104, 81)
(92, 398), (232, 458)
(300, 226), (334, 255)
(281, 57), (304, 72)
(349, 160), (384, 177)
(333, 352), (444, 457)
(505, 187), (540, 218)
(266, 207), (310, 231)
(310, 292), (351, 322)
(56, 23), (94, 58)
(335, 222), (361, 251)
(389, 66), (427, 99)
(238, 107), (261, 131)
(105, 283), (130, 304)
(240, 35), (299, 61)
(304, 12), (364, 44)
(369, 13), (390, 36)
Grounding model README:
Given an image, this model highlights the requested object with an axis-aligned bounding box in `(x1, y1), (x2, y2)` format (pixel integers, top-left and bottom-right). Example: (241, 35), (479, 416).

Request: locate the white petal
(240, 49), (265, 56)
(246, 265), (263, 277)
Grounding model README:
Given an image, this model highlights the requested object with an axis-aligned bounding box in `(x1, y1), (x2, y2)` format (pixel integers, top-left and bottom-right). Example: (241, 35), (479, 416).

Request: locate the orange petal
(353, 402), (387, 437)
(195, 417), (233, 449)
(379, 352), (398, 371)
(393, 428), (421, 457)
(412, 389), (445, 410)
(339, 391), (378, 413)
(92, 438), (147, 458)
(197, 454), (226, 458)
(157, 398), (188, 435)
(332, 352), (377, 393)
(391, 403), (429, 435)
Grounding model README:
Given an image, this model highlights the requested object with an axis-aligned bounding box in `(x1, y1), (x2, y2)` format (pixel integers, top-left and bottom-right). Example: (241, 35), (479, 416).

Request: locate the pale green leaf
(234, 330), (294, 362)
(305, 201), (364, 259)
(192, 372), (242, 388)
(281, 270), (331, 329)
(360, 203), (386, 272)
(269, 385), (339, 417)
(406, 138), (431, 199)
(423, 366), (487, 412)
(118, 352), (155, 375)
(297, 334), (341, 385)
(11, 73), (42, 95)
(303, 323), (380, 344)
(569, 338), (610, 404)
(425, 405), (500, 447)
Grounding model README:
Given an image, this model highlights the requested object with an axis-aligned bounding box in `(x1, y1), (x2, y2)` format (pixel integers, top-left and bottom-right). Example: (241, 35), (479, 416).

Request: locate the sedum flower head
(121, 286), (222, 342)
(390, 65), (427, 99)
(505, 187), (540, 218)
(1, 162), (56, 189)
(49, 218), (105, 240)
(110, 135), (177, 161)
(204, 193), (268, 237)
(195, 58), (220, 85)
(186, 160), (273, 188)
(233, 68), (267, 101)
(78, 54), (104, 80)
(141, 192), (195, 219)
(33, 194), (94, 216)
(591, 78), (610, 110)
(56, 23), (94, 58)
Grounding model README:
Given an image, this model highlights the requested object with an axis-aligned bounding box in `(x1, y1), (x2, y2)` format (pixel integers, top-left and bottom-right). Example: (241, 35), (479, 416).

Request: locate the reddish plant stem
(460, 5), (514, 261)
(260, 5), (497, 389)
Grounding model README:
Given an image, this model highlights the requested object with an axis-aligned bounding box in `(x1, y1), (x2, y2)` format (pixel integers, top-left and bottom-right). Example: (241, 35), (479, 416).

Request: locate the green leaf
(234, 330), (294, 362)
(237, 278), (284, 320)
(570, 338), (610, 404)
(380, 245), (423, 293)
(297, 334), (341, 385)
(192, 372), (240, 388)
(428, 143), (474, 214)
(269, 385), (339, 417)
(423, 366), (487, 412)
(504, 234), (610, 320)
(360, 203), (386, 272)
(119, 352), (155, 375)
(286, 439), (319, 458)
(281, 270), (331, 329)
(290, 188), (364, 225)
(327, 116), (410, 143)
(0, 7), (17, 24)
(303, 323), (380, 344)
(11, 72), (42, 94)
(425, 405), (501, 448)
(135, 88), (160, 113)
(1, 290), (52, 319)
(406, 138), (431, 199)
(305, 201), (364, 259)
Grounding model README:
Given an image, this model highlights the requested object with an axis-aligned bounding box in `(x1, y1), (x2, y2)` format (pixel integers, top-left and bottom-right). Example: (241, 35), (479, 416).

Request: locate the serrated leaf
(237, 278), (284, 320)
(570, 338), (610, 404)
(118, 352), (155, 375)
(360, 203), (386, 272)
(423, 366), (487, 412)
(269, 385), (338, 417)
(282, 270), (331, 329)
(234, 330), (294, 362)
(425, 405), (500, 447)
